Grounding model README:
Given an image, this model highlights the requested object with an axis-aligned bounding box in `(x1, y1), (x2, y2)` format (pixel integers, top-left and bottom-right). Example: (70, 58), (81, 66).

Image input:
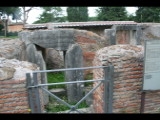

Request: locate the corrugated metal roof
(23, 21), (137, 30)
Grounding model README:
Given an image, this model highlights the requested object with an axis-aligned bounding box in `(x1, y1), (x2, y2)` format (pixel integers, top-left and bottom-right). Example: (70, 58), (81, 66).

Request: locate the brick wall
(0, 58), (44, 113)
(8, 24), (23, 32)
(74, 30), (106, 76)
(93, 44), (160, 113)
(0, 79), (29, 113)
(116, 30), (130, 44)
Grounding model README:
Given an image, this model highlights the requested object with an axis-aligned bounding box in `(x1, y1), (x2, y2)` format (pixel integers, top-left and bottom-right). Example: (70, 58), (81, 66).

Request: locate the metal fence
(26, 65), (114, 113)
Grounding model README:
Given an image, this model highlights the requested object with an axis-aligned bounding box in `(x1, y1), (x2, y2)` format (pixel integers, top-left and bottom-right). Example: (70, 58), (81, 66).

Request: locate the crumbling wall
(0, 39), (26, 60)
(0, 58), (43, 113)
(19, 29), (106, 77)
(74, 29), (106, 76)
(140, 25), (160, 45)
(104, 25), (142, 46)
(92, 44), (160, 113)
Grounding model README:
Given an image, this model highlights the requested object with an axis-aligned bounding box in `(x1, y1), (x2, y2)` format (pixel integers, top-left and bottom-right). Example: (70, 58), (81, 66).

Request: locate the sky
(26, 7), (138, 24)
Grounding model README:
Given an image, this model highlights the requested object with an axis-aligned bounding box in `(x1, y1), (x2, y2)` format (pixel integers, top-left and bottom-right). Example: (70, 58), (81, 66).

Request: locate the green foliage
(127, 14), (136, 21)
(45, 96), (89, 113)
(84, 73), (93, 87)
(0, 7), (20, 20)
(135, 7), (160, 22)
(0, 24), (4, 31)
(7, 32), (18, 36)
(88, 16), (98, 21)
(33, 7), (66, 23)
(67, 7), (88, 22)
(0, 31), (18, 38)
(47, 72), (65, 89)
(96, 7), (128, 21)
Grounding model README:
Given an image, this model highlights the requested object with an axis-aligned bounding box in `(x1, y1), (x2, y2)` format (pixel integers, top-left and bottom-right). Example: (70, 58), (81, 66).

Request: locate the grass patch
(84, 73), (93, 87)
(47, 72), (65, 89)
(45, 96), (89, 113)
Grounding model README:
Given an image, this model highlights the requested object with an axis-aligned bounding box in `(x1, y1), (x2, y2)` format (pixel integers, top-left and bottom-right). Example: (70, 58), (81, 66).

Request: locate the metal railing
(26, 65), (114, 113)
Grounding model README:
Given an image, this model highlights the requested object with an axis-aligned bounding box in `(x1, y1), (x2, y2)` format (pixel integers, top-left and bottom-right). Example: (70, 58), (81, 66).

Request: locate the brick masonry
(0, 58), (43, 113)
(0, 79), (29, 113)
(74, 30), (106, 76)
(93, 44), (160, 113)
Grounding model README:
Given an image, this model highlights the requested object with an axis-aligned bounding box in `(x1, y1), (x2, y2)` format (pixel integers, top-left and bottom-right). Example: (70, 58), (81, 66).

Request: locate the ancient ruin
(1, 22), (160, 113)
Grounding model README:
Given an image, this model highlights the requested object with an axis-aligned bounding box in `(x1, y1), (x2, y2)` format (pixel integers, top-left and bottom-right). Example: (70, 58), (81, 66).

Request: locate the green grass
(45, 96), (89, 113)
(47, 72), (65, 89)
(46, 71), (91, 113)
(84, 73), (93, 87)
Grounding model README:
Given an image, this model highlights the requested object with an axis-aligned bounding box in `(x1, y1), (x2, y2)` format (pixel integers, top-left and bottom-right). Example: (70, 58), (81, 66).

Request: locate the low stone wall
(0, 58), (41, 113)
(93, 44), (160, 113)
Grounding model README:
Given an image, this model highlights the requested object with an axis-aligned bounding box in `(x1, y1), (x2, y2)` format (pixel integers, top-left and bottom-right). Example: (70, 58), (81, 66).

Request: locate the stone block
(65, 44), (84, 102)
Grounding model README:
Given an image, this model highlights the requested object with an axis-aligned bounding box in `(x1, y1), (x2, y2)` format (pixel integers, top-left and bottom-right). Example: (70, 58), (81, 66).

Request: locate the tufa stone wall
(0, 58), (43, 113)
(93, 44), (160, 113)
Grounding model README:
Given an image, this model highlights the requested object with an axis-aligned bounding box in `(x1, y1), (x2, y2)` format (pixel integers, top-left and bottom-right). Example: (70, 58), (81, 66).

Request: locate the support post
(140, 91), (146, 113)
(33, 73), (42, 113)
(103, 65), (114, 113)
(26, 73), (35, 113)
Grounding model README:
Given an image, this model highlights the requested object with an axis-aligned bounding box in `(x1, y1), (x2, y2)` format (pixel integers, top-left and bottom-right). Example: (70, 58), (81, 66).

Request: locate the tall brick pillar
(93, 44), (144, 113)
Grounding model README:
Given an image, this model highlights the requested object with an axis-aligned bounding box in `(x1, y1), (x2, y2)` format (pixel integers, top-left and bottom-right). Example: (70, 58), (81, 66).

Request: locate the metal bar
(140, 91), (146, 113)
(26, 66), (109, 113)
(103, 66), (109, 113)
(26, 73), (35, 113)
(67, 108), (82, 113)
(41, 87), (72, 109)
(31, 66), (107, 74)
(75, 81), (103, 108)
(108, 65), (114, 113)
(27, 79), (104, 88)
(33, 73), (42, 113)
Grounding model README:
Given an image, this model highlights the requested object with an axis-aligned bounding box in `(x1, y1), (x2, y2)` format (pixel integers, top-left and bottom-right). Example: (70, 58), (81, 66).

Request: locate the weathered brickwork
(8, 24), (23, 32)
(74, 30), (106, 76)
(0, 79), (29, 113)
(116, 30), (130, 44)
(93, 44), (160, 113)
(0, 58), (44, 113)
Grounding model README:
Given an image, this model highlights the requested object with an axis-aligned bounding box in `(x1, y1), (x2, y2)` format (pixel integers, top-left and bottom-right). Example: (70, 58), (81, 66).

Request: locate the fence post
(108, 65), (114, 113)
(26, 73), (35, 113)
(103, 65), (114, 113)
(33, 73), (42, 113)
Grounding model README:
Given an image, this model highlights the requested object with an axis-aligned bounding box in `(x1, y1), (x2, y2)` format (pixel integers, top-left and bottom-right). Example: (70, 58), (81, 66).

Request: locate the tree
(0, 7), (20, 36)
(0, 7), (20, 20)
(16, 7), (35, 25)
(88, 16), (98, 21)
(96, 7), (128, 21)
(127, 14), (136, 21)
(135, 7), (160, 22)
(33, 7), (65, 23)
(67, 7), (88, 22)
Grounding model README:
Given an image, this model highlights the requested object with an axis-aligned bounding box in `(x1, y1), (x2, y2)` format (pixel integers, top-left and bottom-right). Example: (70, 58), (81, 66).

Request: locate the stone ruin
(1, 24), (160, 113)
(18, 29), (105, 103)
